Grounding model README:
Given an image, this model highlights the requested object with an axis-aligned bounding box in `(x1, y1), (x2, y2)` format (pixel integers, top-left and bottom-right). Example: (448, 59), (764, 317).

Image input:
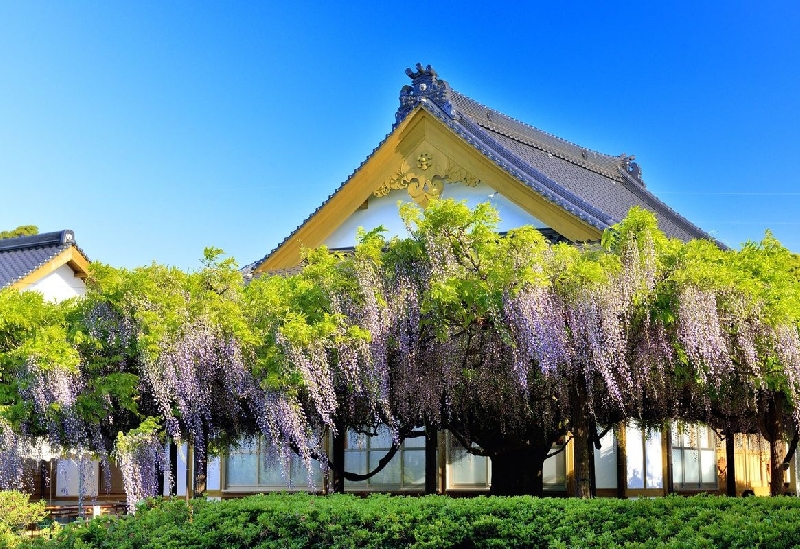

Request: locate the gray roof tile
(395, 64), (713, 243)
(0, 230), (85, 288)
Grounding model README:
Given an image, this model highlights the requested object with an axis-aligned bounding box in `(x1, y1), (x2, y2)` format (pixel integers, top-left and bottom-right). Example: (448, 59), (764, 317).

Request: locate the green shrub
(19, 493), (800, 549)
(0, 491), (49, 549)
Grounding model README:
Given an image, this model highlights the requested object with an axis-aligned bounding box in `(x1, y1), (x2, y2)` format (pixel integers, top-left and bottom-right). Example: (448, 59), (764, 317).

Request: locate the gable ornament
(621, 154), (644, 184)
(374, 152), (481, 207)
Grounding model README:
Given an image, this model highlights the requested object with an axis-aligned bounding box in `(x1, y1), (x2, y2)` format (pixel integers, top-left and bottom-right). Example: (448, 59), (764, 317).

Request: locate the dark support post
(425, 426), (438, 494)
(39, 460), (47, 501)
(332, 428), (345, 494)
(588, 419), (598, 498)
(725, 430), (736, 496)
(157, 456), (165, 497)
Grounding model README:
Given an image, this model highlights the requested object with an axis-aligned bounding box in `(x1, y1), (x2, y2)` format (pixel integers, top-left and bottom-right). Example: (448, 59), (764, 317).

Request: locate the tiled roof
(396, 64), (714, 243)
(253, 64), (718, 271)
(0, 230), (86, 288)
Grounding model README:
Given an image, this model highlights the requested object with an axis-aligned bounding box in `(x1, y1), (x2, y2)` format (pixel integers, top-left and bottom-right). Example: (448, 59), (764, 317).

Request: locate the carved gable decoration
(374, 152), (481, 207)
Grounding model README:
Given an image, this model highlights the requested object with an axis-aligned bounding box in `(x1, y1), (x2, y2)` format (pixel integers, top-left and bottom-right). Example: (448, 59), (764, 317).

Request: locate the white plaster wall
(324, 182), (546, 249)
(55, 457), (99, 498)
(28, 264), (86, 301)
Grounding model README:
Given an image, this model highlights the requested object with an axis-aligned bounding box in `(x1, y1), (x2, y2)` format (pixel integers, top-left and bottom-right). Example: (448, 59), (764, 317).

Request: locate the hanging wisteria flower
(141, 323), (255, 460)
(677, 286), (734, 385)
(115, 418), (170, 512)
(0, 419), (24, 490)
(503, 286), (570, 386)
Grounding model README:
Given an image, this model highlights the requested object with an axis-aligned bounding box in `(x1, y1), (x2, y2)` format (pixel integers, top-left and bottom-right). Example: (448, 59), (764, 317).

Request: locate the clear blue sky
(1, 2), (799, 270)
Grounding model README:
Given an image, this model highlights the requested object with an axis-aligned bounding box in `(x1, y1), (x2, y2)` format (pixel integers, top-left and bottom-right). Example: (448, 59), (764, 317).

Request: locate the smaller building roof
(0, 230), (90, 289)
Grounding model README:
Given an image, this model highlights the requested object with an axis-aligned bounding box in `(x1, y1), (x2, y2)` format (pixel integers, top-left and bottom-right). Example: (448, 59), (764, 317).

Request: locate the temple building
(251, 64), (711, 275)
(187, 65), (785, 499)
(2, 68), (786, 508)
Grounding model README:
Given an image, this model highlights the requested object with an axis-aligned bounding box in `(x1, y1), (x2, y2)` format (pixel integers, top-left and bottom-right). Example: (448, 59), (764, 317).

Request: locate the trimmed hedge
(20, 493), (800, 549)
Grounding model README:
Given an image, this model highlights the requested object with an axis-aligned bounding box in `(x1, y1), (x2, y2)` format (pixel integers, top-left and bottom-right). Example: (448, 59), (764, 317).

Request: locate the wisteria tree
(240, 241), (409, 492)
(0, 289), (86, 491)
(691, 234), (800, 496)
(367, 201), (687, 496)
(284, 200), (800, 497)
(735, 234), (800, 496)
(3, 200), (800, 505)
(76, 250), (267, 505)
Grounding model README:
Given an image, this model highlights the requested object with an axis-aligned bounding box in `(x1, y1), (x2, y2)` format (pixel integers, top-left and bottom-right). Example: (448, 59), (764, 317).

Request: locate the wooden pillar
(157, 457), (165, 497)
(588, 419), (597, 498)
(616, 424), (627, 498)
(39, 460), (48, 502)
(185, 445), (193, 501)
(155, 440), (178, 496)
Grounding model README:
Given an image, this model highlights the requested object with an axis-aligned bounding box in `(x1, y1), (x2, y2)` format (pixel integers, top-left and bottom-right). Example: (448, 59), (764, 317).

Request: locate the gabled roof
(0, 230), (90, 290)
(393, 64), (712, 243)
(252, 64), (716, 273)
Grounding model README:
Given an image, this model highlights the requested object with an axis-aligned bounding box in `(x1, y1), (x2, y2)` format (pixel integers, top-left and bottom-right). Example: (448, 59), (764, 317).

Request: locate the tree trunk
(770, 437), (786, 496)
(573, 428), (591, 497)
(192, 441), (207, 497)
(725, 430), (736, 497)
(765, 393), (787, 496)
(331, 428), (345, 494)
(489, 444), (550, 496)
(192, 424), (209, 497)
(571, 385), (591, 498)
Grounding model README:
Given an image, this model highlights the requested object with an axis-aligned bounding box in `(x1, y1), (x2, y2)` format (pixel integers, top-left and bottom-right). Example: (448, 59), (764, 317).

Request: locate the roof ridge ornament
(395, 63), (456, 128)
(405, 63), (438, 81)
(620, 154), (645, 186)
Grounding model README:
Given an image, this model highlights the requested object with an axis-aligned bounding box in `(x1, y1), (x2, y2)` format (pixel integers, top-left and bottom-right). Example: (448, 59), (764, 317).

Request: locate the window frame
(624, 423), (666, 496)
(223, 437), (323, 493)
(344, 427), (427, 492)
(669, 422), (719, 491)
